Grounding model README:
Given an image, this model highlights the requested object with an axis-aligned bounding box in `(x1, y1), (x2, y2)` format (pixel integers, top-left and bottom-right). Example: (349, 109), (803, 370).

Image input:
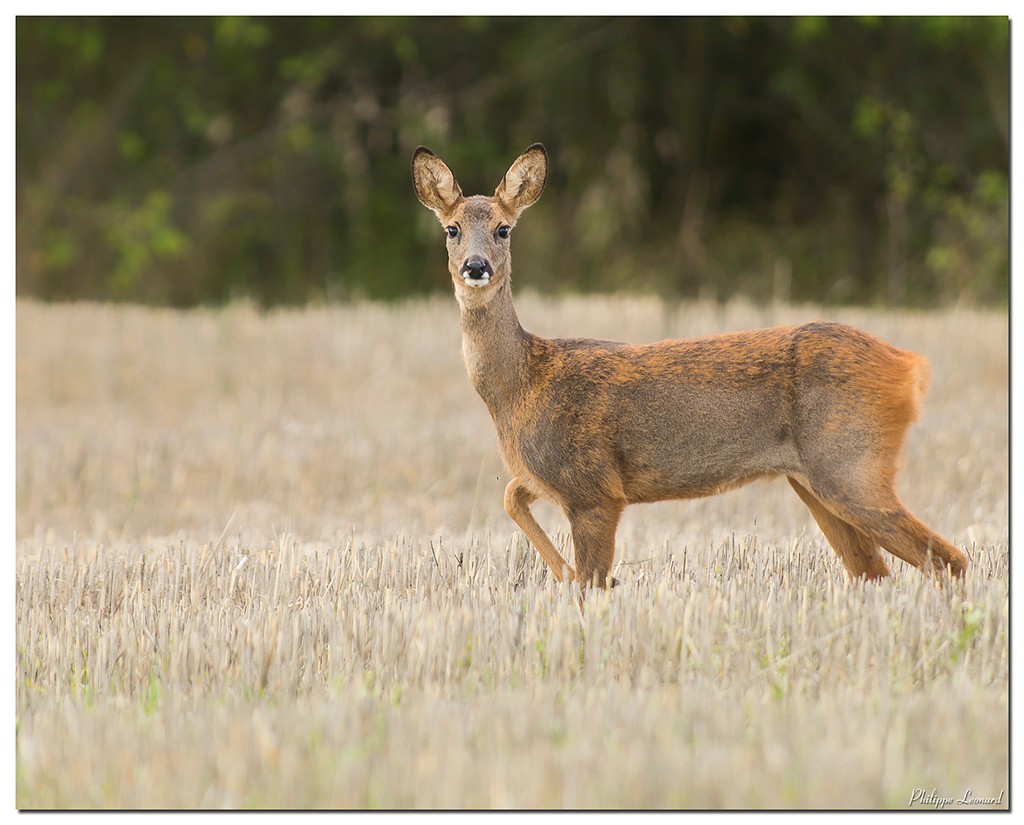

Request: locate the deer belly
(616, 397), (800, 502)
(507, 391), (797, 507)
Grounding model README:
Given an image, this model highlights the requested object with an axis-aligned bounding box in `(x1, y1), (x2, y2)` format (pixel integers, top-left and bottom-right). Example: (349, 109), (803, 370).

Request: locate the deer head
(412, 144), (548, 306)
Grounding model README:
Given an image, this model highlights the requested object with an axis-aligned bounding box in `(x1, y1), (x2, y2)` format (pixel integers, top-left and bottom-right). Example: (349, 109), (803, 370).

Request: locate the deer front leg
(504, 478), (575, 582)
(567, 501), (624, 588)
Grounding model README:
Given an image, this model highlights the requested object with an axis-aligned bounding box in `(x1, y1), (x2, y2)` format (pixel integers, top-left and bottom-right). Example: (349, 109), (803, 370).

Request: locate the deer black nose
(465, 259), (488, 276)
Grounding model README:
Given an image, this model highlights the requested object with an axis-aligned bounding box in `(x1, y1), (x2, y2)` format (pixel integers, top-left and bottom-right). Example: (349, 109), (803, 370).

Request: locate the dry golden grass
(16, 295), (1008, 809)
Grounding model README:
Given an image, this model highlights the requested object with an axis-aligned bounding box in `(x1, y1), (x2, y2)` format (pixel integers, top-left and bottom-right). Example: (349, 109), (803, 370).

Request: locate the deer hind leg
(504, 478), (575, 582)
(566, 500), (624, 588)
(797, 472), (967, 579)
(788, 477), (890, 579)
(866, 505), (967, 578)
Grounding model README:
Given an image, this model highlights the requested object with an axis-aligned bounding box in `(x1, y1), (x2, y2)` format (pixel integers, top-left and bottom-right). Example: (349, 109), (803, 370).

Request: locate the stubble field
(15, 294), (1008, 809)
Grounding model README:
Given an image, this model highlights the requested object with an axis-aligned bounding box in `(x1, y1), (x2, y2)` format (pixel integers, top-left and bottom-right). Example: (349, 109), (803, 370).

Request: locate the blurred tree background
(16, 16), (1008, 308)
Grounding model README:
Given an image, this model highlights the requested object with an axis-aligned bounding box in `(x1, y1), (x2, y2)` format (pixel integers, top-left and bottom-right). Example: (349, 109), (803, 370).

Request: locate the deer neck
(458, 278), (529, 415)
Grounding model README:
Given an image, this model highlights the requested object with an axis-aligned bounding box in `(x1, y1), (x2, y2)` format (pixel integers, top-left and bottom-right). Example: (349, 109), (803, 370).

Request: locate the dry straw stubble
(15, 296), (1008, 808)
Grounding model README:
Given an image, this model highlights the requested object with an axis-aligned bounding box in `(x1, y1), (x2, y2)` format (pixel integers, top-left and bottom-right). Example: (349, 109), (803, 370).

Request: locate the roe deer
(412, 143), (967, 587)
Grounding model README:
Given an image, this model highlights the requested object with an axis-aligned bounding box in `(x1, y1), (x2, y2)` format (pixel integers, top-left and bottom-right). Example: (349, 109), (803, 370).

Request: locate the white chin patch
(462, 274), (491, 288)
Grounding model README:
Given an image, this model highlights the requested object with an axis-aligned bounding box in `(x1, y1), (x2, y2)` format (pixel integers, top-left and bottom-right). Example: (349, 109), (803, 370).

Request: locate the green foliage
(141, 673), (161, 717)
(16, 16), (1008, 307)
(951, 602), (985, 662)
(105, 191), (191, 297)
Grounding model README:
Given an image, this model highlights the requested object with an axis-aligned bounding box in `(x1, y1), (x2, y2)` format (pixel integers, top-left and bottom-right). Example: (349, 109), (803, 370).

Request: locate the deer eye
(497, 225), (511, 239)
(446, 226), (459, 239)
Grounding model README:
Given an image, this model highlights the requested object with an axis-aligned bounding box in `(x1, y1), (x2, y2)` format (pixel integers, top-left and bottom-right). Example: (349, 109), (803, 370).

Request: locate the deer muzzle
(461, 259), (493, 287)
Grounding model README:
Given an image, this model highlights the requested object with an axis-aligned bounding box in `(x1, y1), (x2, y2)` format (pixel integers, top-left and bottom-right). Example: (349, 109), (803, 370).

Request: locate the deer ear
(495, 143), (547, 218)
(412, 146), (463, 219)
